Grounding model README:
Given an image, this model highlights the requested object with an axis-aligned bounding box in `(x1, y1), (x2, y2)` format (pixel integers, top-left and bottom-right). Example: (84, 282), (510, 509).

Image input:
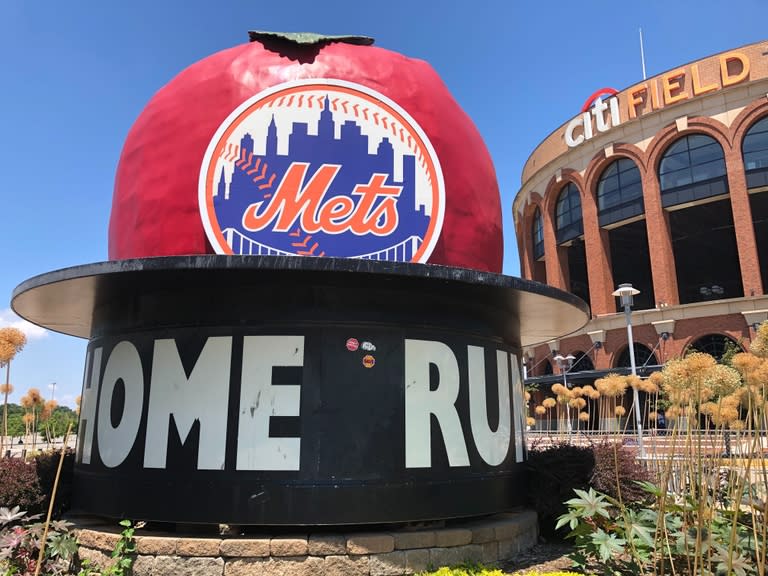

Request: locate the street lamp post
(612, 283), (645, 457)
(554, 353), (575, 433)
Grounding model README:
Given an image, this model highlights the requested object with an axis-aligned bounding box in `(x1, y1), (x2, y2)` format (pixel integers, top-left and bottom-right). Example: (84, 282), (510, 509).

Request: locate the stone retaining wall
(75, 510), (538, 575)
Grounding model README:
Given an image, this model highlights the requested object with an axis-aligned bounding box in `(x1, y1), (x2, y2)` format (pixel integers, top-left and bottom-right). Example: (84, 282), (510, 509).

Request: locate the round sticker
(346, 338), (359, 352)
(362, 354), (376, 368)
(199, 79), (445, 262)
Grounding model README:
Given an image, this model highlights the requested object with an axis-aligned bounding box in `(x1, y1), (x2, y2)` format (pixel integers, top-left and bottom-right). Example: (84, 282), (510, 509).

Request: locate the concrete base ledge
(75, 510), (538, 575)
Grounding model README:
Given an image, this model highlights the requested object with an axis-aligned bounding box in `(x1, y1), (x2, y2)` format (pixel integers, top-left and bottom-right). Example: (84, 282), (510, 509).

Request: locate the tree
(0, 327), (27, 455)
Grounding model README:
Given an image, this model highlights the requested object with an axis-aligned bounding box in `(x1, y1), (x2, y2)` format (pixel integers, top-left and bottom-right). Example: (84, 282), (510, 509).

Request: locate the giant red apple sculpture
(109, 32), (502, 272)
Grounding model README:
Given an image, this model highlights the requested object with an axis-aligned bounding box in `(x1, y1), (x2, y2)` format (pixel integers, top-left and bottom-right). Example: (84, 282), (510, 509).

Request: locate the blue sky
(1, 0), (766, 407)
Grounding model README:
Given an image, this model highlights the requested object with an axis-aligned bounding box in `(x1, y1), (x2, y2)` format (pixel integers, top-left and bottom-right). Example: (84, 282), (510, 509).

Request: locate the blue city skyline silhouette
(213, 96), (431, 259)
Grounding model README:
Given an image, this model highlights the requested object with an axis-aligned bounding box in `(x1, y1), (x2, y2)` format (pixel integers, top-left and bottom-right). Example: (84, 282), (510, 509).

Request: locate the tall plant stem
(33, 422), (72, 576)
(1, 362), (9, 457)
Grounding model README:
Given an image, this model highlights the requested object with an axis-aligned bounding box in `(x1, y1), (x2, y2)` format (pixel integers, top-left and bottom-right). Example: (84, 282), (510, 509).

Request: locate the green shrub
(35, 448), (75, 517)
(526, 442), (594, 538)
(415, 565), (503, 575)
(0, 457), (44, 514)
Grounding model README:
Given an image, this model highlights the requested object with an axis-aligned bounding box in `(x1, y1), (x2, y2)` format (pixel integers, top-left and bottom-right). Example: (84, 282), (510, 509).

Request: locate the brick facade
(514, 40), (768, 382)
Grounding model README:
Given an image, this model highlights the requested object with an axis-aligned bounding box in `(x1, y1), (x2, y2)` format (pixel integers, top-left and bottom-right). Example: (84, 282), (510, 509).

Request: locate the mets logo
(198, 79), (445, 262)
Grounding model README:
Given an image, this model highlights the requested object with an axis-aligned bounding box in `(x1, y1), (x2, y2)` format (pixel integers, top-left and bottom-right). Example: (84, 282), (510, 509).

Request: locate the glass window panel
(743, 117), (768, 180)
(688, 134), (714, 150)
(597, 158), (643, 222)
(690, 143), (723, 165)
(742, 130), (768, 154)
(659, 152), (689, 175)
(692, 159), (726, 183)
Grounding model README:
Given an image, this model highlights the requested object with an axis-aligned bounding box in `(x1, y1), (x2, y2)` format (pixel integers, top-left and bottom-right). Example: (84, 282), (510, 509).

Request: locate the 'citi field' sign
(565, 50), (751, 148)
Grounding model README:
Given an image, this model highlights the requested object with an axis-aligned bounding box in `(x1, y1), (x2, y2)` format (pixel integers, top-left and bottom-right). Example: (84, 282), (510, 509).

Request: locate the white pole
(639, 28), (647, 80)
(625, 305), (645, 457)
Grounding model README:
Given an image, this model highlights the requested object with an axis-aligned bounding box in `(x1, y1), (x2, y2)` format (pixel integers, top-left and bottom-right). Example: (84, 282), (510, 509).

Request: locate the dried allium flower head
(639, 377), (659, 394)
(0, 383), (13, 395)
(0, 327), (26, 348)
(705, 364), (742, 398)
(568, 397), (587, 410)
(542, 398), (556, 409)
(534, 405), (546, 415)
(700, 402), (716, 416)
(22, 412), (34, 425)
(570, 386), (583, 397)
(44, 399), (57, 412)
(524, 391), (531, 402)
(551, 383), (566, 396)
(27, 388), (43, 406)
(649, 411), (658, 420)
(729, 419), (746, 431)
(751, 321), (768, 358)
(731, 352), (762, 378)
(666, 406), (681, 419)
(614, 406), (626, 417)
(578, 411), (590, 422)
(526, 417), (536, 427)
(20, 394), (33, 409)
(595, 374), (628, 397)
(0, 340), (15, 364)
(626, 375), (643, 390)
(662, 353), (716, 405)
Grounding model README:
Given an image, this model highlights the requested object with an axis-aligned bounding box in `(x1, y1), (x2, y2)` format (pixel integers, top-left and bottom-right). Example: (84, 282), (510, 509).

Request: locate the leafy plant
(415, 564), (504, 576)
(558, 482), (766, 576)
(76, 520), (140, 576)
(0, 505), (77, 575)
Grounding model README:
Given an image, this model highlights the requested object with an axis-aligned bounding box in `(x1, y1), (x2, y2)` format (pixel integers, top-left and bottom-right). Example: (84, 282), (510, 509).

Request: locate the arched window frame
(596, 157), (644, 227)
(555, 183), (584, 244)
(532, 207), (544, 260)
(658, 134), (728, 208)
(742, 115), (768, 189)
(686, 334), (742, 363)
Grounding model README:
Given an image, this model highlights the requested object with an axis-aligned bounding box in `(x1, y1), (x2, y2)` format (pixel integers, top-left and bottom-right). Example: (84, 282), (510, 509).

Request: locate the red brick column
(580, 176), (614, 315)
(642, 169), (679, 306)
(725, 147), (763, 296)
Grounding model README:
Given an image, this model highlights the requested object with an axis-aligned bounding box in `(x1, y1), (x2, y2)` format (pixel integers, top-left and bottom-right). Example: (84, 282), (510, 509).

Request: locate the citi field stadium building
(514, 41), (768, 424)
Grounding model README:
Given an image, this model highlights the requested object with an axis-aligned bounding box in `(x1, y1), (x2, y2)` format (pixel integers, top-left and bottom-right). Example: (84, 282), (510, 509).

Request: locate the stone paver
(370, 551), (406, 576)
(393, 530), (436, 550)
(308, 534), (346, 556)
(433, 528), (472, 548)
(324, 554), (370, 576)
(220, 538), (271, 557)
(347, 533), (395, 555)
(404, 549), (430, 575)
(270, 536), (309, 557)
(153, 556), (224, 576)
(176, 537), (222, 557)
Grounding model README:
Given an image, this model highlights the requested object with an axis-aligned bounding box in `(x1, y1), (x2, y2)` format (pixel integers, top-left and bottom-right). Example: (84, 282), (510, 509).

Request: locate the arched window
(597, 158), (643, 226)
(571, 351), (595, 372)
(743, 116), (768, 189)
(555, 183), (583, 243)
(532, 208), (544, 259)
(658, 134), (728, 208)
(687, 334), (742, 362)
(616, 344), (658, 370)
